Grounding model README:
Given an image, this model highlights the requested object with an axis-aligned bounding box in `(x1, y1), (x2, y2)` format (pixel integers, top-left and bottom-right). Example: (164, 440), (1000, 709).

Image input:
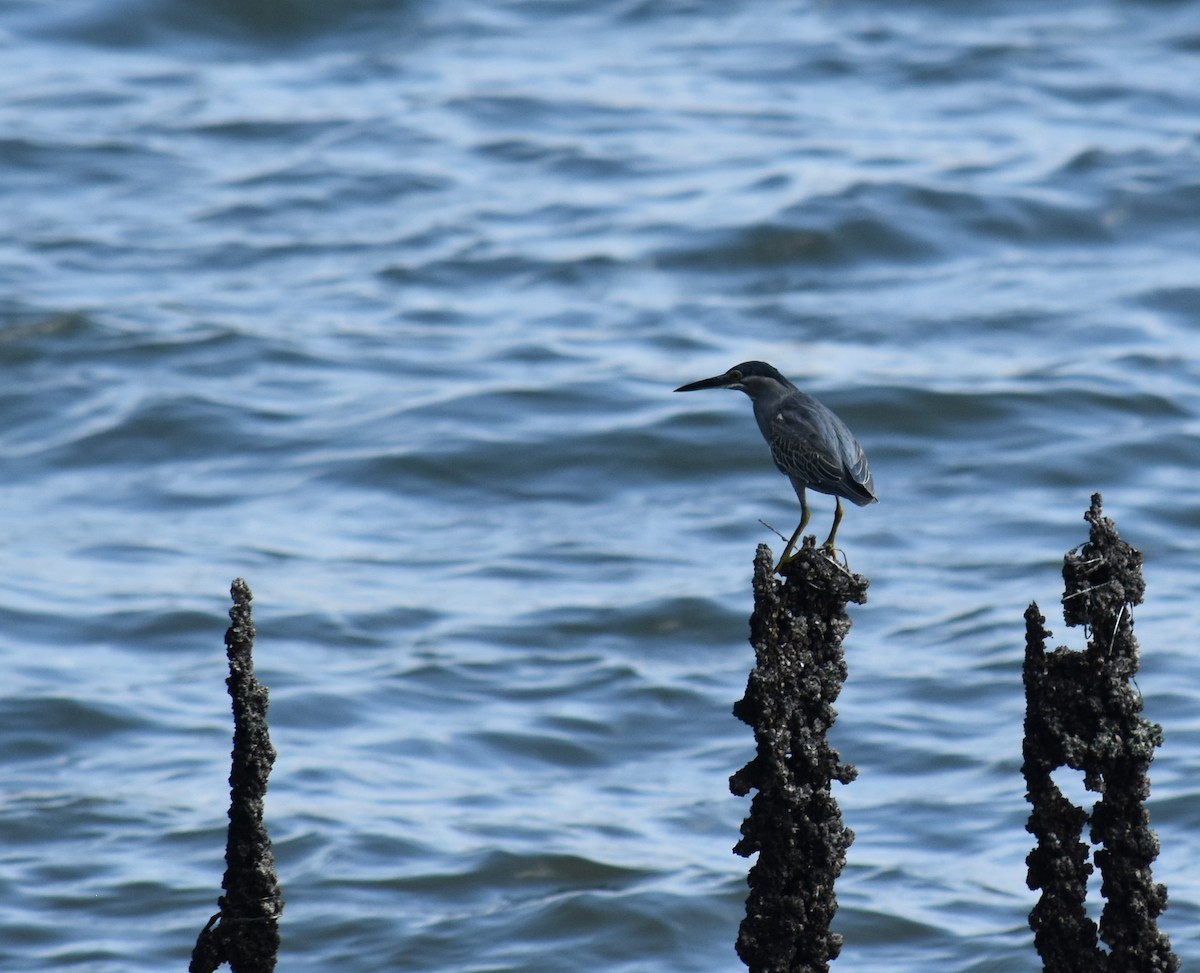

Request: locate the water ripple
(3, 1), (1200, 970)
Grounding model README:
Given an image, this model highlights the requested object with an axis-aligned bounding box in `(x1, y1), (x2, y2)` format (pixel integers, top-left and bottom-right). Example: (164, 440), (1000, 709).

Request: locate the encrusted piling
(191, 579), (283, 973)
(730, 542), (869, 973)
(1023, 494), (1178, 973)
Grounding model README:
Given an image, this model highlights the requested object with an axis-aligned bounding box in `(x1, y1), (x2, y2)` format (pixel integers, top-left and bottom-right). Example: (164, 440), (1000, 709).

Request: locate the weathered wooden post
(731, 542), (868, 973)
(1023, 495), (1178, 973)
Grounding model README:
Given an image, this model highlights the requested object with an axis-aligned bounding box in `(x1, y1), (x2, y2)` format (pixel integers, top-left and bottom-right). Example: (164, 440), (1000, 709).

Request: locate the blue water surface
(2, 1), (1200, 970)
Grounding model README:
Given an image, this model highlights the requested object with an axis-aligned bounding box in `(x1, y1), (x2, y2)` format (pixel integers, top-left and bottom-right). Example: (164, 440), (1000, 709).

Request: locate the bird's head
(675, 361), (793, 398)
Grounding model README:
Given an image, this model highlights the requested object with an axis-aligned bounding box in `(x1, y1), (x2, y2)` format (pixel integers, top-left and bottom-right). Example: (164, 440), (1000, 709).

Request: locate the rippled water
(3, 1), (1200, 970)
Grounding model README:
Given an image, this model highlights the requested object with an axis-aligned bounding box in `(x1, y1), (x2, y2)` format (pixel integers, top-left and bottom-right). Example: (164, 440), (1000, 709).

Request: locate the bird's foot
(820, 544), (854, 573)
(773, 535), (816, 574)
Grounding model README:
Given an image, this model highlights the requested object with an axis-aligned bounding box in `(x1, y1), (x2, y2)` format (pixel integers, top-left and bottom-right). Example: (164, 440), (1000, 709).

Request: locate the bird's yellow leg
(774, 493), (810, 571)
(820, 497), (844, 553)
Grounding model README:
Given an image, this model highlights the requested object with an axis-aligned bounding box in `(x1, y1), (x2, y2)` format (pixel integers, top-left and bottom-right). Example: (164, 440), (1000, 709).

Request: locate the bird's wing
(843, 438), (873, 491)
(766, 404), (845, 487)
(767, 396), (875, 502)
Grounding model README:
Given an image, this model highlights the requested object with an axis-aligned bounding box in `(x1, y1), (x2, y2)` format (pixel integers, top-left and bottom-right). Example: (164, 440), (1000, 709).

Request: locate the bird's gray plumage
(758, 387), (875, 508)
(675, 360), (876, 565)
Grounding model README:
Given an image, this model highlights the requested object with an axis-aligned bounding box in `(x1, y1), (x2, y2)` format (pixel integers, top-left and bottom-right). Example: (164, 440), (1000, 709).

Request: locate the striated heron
(675, 360), (876, 568)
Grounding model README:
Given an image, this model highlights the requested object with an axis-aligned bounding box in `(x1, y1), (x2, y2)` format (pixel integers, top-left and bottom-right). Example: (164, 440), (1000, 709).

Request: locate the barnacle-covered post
(191, 579), (283, 973)
(1023, 494), (1178, 973)
(730, 542), (868, 973)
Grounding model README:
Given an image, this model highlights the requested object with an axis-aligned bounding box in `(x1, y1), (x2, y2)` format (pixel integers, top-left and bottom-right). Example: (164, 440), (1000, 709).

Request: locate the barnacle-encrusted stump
(731, 541), (868, 973)
(1023, 494), (1178, 973)
(191, 579), (283, 973)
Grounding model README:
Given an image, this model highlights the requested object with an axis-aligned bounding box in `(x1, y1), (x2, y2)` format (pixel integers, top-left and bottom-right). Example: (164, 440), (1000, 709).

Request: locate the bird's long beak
(675, 372), (733, 392)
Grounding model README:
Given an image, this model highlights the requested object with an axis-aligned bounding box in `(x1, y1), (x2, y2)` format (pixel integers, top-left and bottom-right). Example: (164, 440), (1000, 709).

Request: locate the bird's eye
(729, 369), (743, 381)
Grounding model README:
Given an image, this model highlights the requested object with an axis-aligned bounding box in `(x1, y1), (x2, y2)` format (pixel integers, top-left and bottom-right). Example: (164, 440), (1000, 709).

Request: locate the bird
(675, 360), (876, 569)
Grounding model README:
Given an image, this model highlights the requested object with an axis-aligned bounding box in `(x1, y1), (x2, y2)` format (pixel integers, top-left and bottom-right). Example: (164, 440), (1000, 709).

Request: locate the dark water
(3, 1), (1200, 970)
